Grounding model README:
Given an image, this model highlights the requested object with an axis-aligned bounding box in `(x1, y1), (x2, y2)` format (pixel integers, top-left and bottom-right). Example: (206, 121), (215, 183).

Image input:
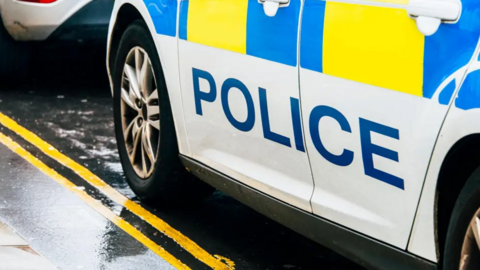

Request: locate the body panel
(177, 0), (315, 211)
(409, 44), (480, 262)
(299, 0), (480, 248)
(181, 155), (437, 270)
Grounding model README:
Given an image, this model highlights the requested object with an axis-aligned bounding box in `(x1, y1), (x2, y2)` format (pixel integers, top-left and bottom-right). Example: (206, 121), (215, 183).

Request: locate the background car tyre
(444, 166), (480, 270)
(0, 19), (31, 82)
(113, 20), (214, 206)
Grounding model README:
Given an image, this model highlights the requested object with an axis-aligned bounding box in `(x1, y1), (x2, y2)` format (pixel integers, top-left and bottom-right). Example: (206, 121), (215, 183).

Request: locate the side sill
(179, 155), (437, 270)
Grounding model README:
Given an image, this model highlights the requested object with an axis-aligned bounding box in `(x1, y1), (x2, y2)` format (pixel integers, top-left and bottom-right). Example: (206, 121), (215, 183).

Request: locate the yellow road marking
(0, 113), (234, 270)
(214, 255), (235, 269)
(0, 133), (191, 270)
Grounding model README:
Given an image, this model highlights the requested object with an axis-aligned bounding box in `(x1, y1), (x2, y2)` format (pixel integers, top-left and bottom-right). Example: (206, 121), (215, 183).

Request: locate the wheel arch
(106, 0), (191, 156)
(435, 134), (480, 263)
(107, 2), (146, 94)
(408, 115), (480, 262)
(106, 0), (168, 96)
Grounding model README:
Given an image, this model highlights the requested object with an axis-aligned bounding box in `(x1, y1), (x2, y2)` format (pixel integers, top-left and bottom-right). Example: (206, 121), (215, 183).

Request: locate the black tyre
(0, 19), (31, 81)
(112, 20), (213, 206)
(444, 166), (480, 270)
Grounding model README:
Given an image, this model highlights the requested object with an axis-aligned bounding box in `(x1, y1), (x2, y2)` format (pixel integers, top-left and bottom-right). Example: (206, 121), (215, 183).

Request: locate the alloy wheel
(120, 47), (160, 178)
(460, 208), (480, 269)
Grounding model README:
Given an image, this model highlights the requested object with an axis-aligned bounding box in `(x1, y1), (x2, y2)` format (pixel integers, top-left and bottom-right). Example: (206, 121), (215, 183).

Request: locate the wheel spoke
(139, 55), (152, 98)
(147, 89), (158, 102)
(135, 48), (144, 95)
(124, 64), (141, 100)
(147, 104), (159, 118)
(148, 119), (160, 130)
(147, 89), (159, 117)
(141, 137), (148, 176)
(147, 89), (160, 130)
(471, 217), (480, 252)
(123, 117), (136, 140)
(130, 121), (142, 163)
(142, 125), (156, 165)
(121, 88), (136, 110)
(132, 120), (141, 140)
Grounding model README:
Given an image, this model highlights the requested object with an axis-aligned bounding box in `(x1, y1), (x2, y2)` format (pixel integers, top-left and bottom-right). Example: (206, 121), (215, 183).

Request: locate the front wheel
(444, 166), (480, 270)
(112, 20), (213, 206)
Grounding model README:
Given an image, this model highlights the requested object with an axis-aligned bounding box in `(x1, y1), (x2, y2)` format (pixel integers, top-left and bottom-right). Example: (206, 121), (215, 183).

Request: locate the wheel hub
(136, 99), (143, 109)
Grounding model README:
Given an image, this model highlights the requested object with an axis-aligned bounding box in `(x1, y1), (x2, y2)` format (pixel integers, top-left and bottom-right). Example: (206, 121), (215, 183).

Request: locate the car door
(177, 0), (314, 211)
(299, 0), (479, 247)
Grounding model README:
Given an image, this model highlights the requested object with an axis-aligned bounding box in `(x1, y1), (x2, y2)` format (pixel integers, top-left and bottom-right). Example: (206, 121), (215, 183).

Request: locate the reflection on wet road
(0, 141), (176, 270)
(0, 48), (362, 269)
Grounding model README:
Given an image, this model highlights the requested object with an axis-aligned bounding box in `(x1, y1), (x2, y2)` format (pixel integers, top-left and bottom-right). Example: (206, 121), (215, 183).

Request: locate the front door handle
(407, 0), (461, 36)
(260, 0), (289, 17)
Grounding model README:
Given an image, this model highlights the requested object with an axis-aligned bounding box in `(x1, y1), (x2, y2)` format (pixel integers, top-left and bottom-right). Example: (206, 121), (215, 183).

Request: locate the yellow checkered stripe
(301, 0), (427, 97)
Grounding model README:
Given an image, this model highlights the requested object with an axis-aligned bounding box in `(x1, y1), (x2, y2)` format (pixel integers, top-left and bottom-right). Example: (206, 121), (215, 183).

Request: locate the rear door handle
(260, 0), (289, 17)
(407, 0), (461, 36)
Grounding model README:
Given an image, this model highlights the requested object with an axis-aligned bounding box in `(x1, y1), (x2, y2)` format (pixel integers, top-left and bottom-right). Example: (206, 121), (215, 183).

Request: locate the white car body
(106, 0), (480, 267)
(0, 0), (114, 41)
(0, 0), (91, 40)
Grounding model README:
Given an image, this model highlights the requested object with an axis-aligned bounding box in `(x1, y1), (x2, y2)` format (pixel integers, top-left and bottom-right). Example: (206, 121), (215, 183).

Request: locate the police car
(106, 0), (480, 269)
(0, 0), (114, 79)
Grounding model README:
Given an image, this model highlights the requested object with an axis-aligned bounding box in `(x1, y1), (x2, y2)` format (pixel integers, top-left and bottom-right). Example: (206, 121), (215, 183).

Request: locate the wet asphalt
(0, 45), (363, 270)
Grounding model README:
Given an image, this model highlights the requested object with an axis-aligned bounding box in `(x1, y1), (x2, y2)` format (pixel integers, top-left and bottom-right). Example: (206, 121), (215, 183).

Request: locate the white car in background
(106, 0), (480, 269)
(0, 0), (114, 79)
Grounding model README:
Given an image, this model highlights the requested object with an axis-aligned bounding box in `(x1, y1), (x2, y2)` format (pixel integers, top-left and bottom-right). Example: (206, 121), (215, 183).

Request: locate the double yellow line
(0, 112), (234, 270)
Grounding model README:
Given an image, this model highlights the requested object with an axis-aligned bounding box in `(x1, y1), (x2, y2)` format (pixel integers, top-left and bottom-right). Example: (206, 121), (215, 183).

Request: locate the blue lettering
(192, 70), (405, 191)
(221, 78), (255, 132)
(309, 105), (354, 166)
(259, 88), (291, 147)
(290, 97), (305, 152)
(193, 68), (216, 115)
(359, 118), (404, 190)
